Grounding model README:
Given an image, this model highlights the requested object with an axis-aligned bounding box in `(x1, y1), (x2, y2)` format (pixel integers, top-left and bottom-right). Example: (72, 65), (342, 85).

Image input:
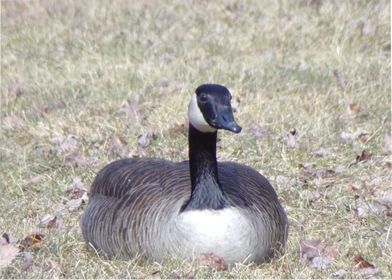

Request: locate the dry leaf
(66, 198), (83, 212)
(384, 133), (392, 153)
(39, 215), (63, 230)
(195, 252), (226, 271)
(349, 103), (361, 113)
(8, 84), (28, 97)
(0, 242), (20, 271)
(64, 150), (97, 167)
(353, 253), (375, 269)
(156, 77), (169, 88)
(22, 252), (33, 272)
(284, 129), (297, 150)
(121, 100), (145, 125)
(333, 69), (347, 88)
(138, 131), (157, 148)
(66, 177), (87, 199)
(20, 233), (45, 250)
(314, 147), (335, 157)
(111, 135), (129, 158)
(22, 175), (44, 190)
(248, 123), (269, 139)
(299, 239), (338, 270)
(2, 114), (25, 130)
(168, 123), (187, 136)
(339, 131), (356, 142)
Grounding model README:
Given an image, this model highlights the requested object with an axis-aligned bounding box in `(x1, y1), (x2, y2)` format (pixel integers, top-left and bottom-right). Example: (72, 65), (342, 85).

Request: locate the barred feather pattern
(81, 158), (288, 264)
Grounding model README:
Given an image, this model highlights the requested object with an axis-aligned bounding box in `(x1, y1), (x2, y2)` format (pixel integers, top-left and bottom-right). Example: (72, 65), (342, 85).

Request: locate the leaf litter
(0, 234), (20, 272)
(299, 239), (339, 270)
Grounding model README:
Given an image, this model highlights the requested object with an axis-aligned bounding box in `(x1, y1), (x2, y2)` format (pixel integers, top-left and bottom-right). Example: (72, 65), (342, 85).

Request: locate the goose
(81, 84), (288, 265)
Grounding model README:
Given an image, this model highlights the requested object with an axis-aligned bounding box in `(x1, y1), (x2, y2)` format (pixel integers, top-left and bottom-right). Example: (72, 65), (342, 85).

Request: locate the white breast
(170, 207), (269, 264)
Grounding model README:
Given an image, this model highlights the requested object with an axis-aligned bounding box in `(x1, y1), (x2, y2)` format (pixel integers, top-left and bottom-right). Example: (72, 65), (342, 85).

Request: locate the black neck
(181, 123), (228, 211)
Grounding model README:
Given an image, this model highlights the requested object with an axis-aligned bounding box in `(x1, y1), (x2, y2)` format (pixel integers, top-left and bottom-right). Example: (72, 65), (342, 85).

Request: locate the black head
(189, 84), (242, 133)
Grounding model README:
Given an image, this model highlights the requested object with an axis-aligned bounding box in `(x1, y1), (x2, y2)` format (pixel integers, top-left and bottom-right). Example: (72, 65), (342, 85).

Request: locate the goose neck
(182, 123), (227, 211)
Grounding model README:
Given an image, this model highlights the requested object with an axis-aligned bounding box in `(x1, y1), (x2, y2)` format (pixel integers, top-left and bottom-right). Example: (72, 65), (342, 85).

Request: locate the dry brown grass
(1, 0), (391, 278)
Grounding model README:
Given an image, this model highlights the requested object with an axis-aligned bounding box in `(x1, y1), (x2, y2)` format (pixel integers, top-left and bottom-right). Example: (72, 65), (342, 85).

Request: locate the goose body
(81, 84), (288, 265)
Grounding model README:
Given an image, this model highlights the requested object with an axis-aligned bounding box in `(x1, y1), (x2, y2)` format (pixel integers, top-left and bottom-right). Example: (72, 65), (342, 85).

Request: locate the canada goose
(81, 84), (288, 265)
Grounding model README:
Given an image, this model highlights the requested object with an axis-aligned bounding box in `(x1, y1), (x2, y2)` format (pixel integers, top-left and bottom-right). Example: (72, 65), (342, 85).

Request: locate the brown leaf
(299, 239), (338, 270)
(2, 114), (25, 130)
(195, 252), (226, 271)
(168, 123), (187, 136)
(138, 131), (157, 148)
(353, 253), (375, 269)
(284, 129), (298, 150)
(384, 133), (392, 153)
(39, 215), (63, 230)
(339, 131), (356, 142)
(111, 135), (129, 158)
(333, 69), (347, 88)
(248, 123), (269, 139)
(314, 147), (335, 157)
(349, 103), (361, 113)
(63, 150), (98, 167)
(66, 177), (87, 199)
(121, 100), (145, 125)
(22, 252), (33, 271)
(0, 242), (20, 271)
(66, 198), (83, 212)
(20, 233), (45, 250)
(22, 175), (45, 190)
(8, 84), (28, 97)
(156, 77), (169, 88)
(356, 150), (371, 162)
(358, 133), (370, 142)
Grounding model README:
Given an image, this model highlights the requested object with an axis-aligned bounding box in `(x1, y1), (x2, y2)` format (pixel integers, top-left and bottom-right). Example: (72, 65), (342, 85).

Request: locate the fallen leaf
(66, 198), (83, 212)
(111, 135), (129, 158)
(22, 252), (33, 271)
(333, 69), (347, 88)
(138, 131), (157, 148)
(1, 114), (25, 130)
(358, 133), (370, 142)
(284, 129), (297, 150)
(348, 150), (371, 167)
(156, 77), (169, 88)
(39, 215), (63, 230)
(66, 177), (87, 199)
(356, 150), (371, 162)
(63, 150), (98, 167)
(168, 123), (187, 136)
(121, 100), (145, 125)
(8, 84), (28, 97)
(52, 135), (79, 154)
(195, 252), (226, 271)
(0, 242), (20, 271)
(299, 239), (338, 270)
(384, 133), (392, 153)
(20, 233), (45, 250)
(22, 175), (45, 190)
(339, 131), (356, 142)
(248, 123), (269, 139)
(314, 147), (335, 157)
(349, 103), (361, 113)
(353, 253), (375, 269)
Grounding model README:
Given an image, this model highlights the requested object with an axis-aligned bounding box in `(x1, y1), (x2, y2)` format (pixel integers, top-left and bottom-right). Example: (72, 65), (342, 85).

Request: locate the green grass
(1, 0), (391, 278)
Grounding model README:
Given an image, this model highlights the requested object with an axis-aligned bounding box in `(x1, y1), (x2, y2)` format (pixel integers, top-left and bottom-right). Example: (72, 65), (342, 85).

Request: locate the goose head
(188, 84), (242, 134)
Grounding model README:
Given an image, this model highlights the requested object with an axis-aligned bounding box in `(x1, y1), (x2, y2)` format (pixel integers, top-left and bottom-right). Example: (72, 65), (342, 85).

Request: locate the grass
(1, 0), (391, 278)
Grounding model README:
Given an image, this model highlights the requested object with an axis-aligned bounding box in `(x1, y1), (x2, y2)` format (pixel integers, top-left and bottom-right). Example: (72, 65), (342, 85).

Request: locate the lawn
(1, 0), (391, 278)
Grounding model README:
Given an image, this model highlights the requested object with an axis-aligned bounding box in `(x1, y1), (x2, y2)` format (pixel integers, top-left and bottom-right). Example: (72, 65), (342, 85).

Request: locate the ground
(1, 0), (391, 278)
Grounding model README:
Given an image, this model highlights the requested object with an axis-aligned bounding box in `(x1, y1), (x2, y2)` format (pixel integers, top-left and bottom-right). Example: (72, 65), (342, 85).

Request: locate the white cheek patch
(188, 94), (217, 133)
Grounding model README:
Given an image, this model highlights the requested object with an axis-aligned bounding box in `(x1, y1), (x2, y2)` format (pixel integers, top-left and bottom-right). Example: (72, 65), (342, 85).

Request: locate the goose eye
(199, 94), (208, 103)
